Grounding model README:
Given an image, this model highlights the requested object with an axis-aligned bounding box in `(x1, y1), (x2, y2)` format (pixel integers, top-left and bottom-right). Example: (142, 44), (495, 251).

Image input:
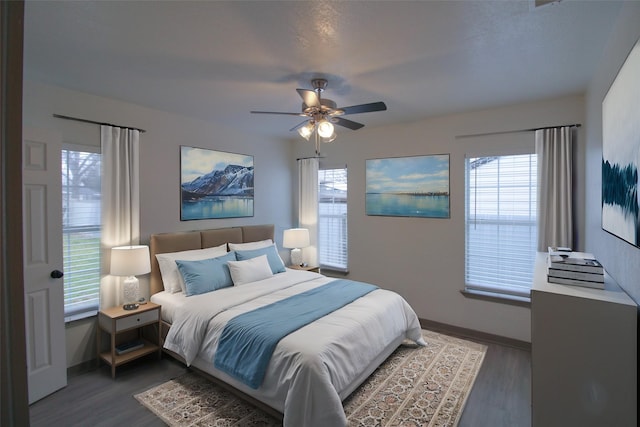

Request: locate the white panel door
(22, 127), (67, 403)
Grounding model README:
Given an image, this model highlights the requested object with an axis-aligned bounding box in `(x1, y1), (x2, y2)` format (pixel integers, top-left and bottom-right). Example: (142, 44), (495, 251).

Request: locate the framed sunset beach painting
(366, 154), (450, 218)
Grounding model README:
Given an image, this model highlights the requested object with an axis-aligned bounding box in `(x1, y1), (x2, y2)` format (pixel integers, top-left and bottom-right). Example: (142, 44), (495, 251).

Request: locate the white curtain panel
(100, 125), (141, 308)
(298, 158), (319, 266)
(536, 126), (573, 252)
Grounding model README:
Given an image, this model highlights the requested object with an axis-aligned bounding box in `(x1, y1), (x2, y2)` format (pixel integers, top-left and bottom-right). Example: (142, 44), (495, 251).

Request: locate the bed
(149, 224), (424, 427)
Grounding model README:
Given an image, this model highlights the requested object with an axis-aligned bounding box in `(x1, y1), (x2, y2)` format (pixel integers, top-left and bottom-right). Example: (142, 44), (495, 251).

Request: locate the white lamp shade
(110, 245), (151, 276)
(283, 228), (310, 249)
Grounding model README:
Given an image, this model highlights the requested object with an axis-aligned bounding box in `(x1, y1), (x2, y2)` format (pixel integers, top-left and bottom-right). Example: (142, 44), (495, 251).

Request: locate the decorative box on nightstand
(97, 302), (162, 378)
(288, 264), (320, 273)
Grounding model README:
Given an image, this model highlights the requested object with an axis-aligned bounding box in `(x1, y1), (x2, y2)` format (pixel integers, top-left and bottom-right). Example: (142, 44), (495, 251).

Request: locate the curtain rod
(53, 114), (146, 133)
(455, 123), (581, 140)
(296, 155), (325, 161)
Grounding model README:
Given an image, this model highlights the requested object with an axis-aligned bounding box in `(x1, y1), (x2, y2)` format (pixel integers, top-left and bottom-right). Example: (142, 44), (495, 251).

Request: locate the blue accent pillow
(235, 245), (286, 274)
(176, 251), (237, 296)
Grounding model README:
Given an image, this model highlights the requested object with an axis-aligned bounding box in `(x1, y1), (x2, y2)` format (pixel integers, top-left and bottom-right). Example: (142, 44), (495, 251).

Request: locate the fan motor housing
(302, 98), (337, 112)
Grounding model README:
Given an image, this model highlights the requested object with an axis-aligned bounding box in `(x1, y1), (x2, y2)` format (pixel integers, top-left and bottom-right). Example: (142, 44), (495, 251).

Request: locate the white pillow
(227, 254), (273, 286)
(156, 243), (227, 293)
(228, 239), (273, 251)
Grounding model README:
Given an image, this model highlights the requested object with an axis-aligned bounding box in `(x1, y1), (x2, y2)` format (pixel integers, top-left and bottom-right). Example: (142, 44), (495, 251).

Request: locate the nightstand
(288, 264), (320, 273)
(97, 302), (162, 378)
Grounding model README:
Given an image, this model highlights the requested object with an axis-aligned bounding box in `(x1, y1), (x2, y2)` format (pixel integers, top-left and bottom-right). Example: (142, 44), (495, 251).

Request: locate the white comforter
(164, 269), (424, 427)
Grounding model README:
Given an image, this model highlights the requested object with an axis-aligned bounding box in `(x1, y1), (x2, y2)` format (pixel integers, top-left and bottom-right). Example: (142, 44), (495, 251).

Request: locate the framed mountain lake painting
(366, 154), (450, 218)
(180, 146), (254, 220)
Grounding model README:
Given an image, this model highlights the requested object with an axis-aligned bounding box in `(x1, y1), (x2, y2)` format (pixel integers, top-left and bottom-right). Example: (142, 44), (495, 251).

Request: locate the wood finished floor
(29, 339), (531, 427)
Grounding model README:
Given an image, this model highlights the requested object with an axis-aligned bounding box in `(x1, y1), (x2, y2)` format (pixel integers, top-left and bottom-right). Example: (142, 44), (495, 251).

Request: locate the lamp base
(122, 303), (139, 310)
(290, 248), (303, 266)
(122, 276), (140, 308)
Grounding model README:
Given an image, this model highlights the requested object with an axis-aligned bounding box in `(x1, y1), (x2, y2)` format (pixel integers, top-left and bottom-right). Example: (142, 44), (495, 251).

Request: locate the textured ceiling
(23, 1), (622, 138)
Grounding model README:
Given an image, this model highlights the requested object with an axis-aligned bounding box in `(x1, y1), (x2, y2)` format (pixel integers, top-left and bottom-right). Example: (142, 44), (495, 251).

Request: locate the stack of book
(547, 247), (604, 289)
(115, 339), (144, 355)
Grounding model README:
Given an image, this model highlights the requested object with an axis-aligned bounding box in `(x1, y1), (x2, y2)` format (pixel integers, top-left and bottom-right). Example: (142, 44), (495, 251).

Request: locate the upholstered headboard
(149, 224), (275, 295)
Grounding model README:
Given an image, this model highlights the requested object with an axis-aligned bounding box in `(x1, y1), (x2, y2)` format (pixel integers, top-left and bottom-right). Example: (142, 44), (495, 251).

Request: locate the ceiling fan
(251, 78), (387, 154)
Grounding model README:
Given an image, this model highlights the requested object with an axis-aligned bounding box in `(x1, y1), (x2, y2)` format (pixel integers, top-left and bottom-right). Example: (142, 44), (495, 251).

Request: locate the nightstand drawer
(115, 308), (158, 332)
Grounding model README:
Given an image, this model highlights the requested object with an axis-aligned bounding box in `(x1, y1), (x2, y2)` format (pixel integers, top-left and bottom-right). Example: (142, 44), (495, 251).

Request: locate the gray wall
(24, 0), (640, 365)
(585, 2), (640, 304)
(293, 95), (585, 343)
(23, 81), (294, 367)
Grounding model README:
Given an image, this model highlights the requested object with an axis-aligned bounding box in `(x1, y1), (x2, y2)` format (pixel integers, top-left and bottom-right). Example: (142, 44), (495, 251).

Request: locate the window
(318, 168), (348, 271)
(62, 148), (101, 320)
(465, 154), (537, 299)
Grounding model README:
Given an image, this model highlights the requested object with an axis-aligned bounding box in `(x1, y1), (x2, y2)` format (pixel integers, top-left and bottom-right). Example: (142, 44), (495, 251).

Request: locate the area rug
(134, 329), (486, 427)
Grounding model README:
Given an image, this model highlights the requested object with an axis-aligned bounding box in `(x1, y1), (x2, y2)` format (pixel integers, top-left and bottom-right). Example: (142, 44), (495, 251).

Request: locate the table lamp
(110, 245), (151, 310)
(283, 228), (310, 266)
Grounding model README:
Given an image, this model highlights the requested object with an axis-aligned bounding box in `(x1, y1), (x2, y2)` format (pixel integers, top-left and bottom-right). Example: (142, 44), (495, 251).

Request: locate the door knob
(50, 270), (64, 279)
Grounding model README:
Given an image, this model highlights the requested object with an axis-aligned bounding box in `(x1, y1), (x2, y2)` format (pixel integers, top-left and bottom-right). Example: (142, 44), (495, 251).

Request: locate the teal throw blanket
(214, 279), (378, 389)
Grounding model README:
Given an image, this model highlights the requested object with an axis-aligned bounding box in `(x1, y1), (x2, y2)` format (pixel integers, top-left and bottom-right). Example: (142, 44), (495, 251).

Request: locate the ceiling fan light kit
(317, 120), (334, 138)
(297, 122), (315, 140)
(251, 78), (387, 155)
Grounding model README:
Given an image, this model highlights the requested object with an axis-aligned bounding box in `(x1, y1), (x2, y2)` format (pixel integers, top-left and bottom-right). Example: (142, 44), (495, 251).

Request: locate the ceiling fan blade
(289, 121), (311, 132)
(297, 89), (320, 108)
(333, 117), (365, 130)
(250, 111), (306, 116)
(340, 102), (387, 115)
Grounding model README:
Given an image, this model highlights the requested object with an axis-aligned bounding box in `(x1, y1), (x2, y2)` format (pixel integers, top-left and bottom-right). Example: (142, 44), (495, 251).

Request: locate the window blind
(465, 154), (537, 298)
(61, 149), (101, 319)
(318, 168), (348, 271)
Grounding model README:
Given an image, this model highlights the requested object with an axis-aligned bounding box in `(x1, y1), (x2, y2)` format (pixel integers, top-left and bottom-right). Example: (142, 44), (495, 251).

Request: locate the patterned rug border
(135, 329), (487, 427)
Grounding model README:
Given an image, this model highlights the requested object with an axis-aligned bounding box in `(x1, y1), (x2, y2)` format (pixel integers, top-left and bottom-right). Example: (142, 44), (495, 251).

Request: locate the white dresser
(531, 252), (637, 427)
